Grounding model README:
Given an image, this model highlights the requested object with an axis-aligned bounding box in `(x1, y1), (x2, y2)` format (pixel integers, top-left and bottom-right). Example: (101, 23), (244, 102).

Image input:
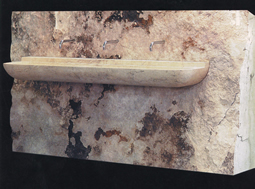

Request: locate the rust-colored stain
(182, 37), (205, 59)
(198, 100), (205, 109)
(94, 127), (128, 143)
(84, 50), (93, 58)
(119, 135), (129, 143)
(105, 130), (121, 137)
(181, 52), (185, 59)
(183, 37), (197, 50)
(183, 37), (205, 51)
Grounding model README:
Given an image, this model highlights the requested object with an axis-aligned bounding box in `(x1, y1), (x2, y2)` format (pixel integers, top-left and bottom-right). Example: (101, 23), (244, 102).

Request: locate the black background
(1, 0), (255, 188)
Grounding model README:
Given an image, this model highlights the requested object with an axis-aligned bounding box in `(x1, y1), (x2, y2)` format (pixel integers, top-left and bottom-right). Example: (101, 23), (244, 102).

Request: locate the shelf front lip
(19, 57), (208, 70)
(5, 62), (206, 70)
(3, 57), (209, 87)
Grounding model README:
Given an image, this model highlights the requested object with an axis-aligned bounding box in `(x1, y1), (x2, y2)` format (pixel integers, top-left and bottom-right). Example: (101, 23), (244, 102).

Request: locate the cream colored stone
(8, 11), (255, 175)
(4, 56), (209, 87)
(234, 13), (255, 174)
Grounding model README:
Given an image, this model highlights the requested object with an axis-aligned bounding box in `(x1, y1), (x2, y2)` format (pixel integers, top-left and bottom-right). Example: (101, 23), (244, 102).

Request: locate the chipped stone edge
(234, 11), (255, 175)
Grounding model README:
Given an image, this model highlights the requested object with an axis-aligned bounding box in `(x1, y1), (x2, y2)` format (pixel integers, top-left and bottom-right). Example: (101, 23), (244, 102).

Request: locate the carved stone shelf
(4, 56), (209, 87)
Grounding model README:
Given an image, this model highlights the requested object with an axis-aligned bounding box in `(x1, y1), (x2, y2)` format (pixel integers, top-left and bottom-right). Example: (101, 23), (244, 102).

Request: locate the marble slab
(8, 10), (255, 175)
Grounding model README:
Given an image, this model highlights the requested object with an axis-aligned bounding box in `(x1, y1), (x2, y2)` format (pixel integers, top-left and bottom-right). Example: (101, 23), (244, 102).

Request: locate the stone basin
(4, 56), (209, 87)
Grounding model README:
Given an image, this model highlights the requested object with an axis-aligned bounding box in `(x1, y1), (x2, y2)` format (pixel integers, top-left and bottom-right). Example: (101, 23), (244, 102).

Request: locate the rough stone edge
(248, 12), (255, 172)
(234, 11), (255, 175)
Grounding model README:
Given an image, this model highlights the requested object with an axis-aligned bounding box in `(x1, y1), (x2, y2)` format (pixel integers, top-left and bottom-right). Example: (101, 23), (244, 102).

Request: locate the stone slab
(8, 10), (255, 175)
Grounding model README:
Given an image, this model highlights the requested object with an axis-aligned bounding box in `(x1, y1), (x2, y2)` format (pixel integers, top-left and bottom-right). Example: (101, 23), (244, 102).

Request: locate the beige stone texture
(4, 57), (209, 87)
(8, 11), (255, 175)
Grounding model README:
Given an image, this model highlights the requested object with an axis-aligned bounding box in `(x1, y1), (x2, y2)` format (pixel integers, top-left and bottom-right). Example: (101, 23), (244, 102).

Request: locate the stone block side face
(9, 11), (251, 174)
(251, 16), (255, 171)
(234, 12), (255, 174)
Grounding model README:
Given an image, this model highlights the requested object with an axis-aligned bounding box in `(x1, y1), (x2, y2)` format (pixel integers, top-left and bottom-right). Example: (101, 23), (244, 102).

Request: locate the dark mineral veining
(76, 35), (93, 46)
(139, 105), (194, 169)
(161, 150), (173, 164)
(106, 54), (121, 59)
(19, 81), (62, 109)
(139, 105), (164, 137)
(65, 120), (91, 159)
(221, 152), (234, 174)
(103, 11), (153, 34)
(48, 12), (56, 28)
(167, 111), (190, 131)
(97, 54), (121, 59)
(103, 11), (122, 25)
(122, 11), (143, 22)
(94, 127), (105, 141)
(69, 99), (82, 119)
(12, 12), (26, 39)
(172, 100), (177, 105)
(11, 131), (21, 140)
(93, 145), (102, 156)
(81, 83), (92, 97)
(95, 11), (103, 22)
(94, 84), (116, 107)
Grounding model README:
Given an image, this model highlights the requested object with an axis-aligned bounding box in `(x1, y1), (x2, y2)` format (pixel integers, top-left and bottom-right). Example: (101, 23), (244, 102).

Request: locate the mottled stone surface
(9, 11), (255, 175)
